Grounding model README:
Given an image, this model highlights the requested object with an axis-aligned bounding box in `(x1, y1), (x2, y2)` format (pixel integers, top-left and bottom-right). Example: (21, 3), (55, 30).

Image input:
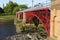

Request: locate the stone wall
(50, 9), (60, 40)
(52, 0), (60, 5)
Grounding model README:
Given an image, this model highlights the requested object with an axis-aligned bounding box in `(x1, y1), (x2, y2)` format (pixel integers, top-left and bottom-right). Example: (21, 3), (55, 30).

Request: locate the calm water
(0, 19), (16, 37)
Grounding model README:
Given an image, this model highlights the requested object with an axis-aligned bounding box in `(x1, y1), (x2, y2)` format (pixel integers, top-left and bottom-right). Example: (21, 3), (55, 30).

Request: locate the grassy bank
(0, 15), (16, 19)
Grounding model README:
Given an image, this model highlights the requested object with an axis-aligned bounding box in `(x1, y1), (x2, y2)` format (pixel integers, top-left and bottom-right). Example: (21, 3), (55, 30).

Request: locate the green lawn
(0, 15), (16, 19)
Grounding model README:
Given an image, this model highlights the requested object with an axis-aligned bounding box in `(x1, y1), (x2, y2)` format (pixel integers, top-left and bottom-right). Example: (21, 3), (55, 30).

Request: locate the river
(0, 19), (16, 37)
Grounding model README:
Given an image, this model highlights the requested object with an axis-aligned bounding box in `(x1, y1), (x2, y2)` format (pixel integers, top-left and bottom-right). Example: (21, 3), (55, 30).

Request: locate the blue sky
(0, 0), (51, 8)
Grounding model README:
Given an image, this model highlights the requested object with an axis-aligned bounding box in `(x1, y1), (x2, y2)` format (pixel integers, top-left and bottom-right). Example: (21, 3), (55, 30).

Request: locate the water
(0, 19), (16, 37)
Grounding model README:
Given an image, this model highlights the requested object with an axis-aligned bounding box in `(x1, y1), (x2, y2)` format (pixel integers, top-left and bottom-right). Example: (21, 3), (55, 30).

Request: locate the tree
(13, 5), (28, 15)
(4, 1), (28, 15)
(0, 7), (4, 15)
(34, 3), (43, 8)
(4, 1), (18, 15)
(13, 6), (20, 15)
(34, 4), (39, 7)
(19, 5), (28, 10)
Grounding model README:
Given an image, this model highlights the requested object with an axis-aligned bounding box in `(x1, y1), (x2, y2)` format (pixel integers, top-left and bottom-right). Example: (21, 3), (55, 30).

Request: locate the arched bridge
(16, 8), (50, 37)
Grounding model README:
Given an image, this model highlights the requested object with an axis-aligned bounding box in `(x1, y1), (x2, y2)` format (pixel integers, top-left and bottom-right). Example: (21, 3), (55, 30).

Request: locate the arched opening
(30, 9), (50, 38)
(31, 16), (48, 39)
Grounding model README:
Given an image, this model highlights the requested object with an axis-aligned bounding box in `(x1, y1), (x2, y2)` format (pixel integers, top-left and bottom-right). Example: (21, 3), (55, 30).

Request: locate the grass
(0, 15), (16, 19)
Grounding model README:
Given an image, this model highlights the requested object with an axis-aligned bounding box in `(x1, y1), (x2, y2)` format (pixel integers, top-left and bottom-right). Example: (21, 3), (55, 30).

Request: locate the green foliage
(34, 4), (38, 7)
(19, 5), (28, 10)
(34, 3), (43, 8)
(4, 1), (18, 15)
(13, 6), (19, 15)
(0, 15), (15, 19)
(4, 1), (28, 15)
(13, 4), (28, 15)
(0, 7), (4, 15)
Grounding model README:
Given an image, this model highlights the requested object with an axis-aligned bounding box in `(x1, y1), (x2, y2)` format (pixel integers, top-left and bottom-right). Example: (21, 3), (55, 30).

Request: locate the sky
(0, 0), (51, 8)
